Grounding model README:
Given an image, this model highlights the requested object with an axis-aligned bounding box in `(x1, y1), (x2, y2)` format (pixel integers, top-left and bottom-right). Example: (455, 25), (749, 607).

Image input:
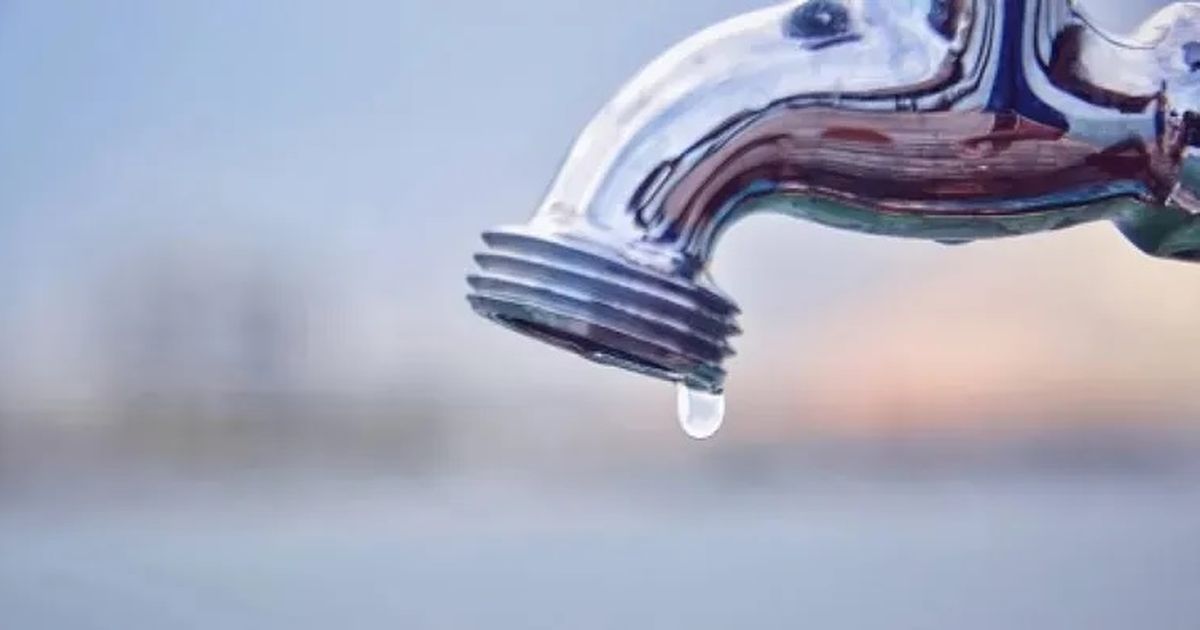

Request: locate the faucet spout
(468, 0), (1200, 393)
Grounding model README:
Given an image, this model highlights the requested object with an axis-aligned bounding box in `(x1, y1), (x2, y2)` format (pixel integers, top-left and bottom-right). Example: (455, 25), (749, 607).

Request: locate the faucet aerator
(467, 227), (739, 394)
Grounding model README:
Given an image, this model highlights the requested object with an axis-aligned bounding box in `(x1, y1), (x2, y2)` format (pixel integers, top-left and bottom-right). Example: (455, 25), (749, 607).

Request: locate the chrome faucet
(468, 0), (1200, 395)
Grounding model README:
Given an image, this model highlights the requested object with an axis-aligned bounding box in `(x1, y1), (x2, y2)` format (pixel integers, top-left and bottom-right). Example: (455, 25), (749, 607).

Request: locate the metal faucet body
(469, 0), (1200, 393)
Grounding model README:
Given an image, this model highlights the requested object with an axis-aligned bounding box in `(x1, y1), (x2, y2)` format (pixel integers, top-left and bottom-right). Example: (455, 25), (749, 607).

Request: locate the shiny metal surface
(469, 0), (1200, 393)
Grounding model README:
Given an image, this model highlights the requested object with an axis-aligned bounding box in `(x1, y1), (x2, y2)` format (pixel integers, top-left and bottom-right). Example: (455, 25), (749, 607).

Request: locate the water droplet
(676, 383), (725, 440)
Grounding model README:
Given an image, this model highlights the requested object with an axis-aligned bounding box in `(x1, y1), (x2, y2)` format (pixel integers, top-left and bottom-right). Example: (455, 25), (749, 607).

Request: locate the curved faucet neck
(601, 0), (1176, 269)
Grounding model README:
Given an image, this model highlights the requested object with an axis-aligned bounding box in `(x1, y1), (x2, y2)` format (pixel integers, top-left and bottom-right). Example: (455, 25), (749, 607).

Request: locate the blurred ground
(2, 469), (1199, 630)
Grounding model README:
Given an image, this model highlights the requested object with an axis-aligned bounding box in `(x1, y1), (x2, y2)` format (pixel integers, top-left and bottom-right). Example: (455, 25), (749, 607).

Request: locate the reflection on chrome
(469, 0), (1200, 394)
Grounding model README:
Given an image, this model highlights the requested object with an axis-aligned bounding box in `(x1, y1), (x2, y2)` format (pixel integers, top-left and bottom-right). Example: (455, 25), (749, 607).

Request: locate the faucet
(467, 0), (1200, 395)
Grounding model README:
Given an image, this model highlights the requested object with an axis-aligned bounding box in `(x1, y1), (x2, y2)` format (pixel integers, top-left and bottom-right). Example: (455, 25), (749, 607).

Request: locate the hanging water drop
(676, 383), (725, 440)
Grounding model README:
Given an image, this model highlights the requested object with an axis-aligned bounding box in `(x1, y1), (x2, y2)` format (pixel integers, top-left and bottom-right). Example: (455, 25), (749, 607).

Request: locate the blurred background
(1, 1), (1198, 628)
